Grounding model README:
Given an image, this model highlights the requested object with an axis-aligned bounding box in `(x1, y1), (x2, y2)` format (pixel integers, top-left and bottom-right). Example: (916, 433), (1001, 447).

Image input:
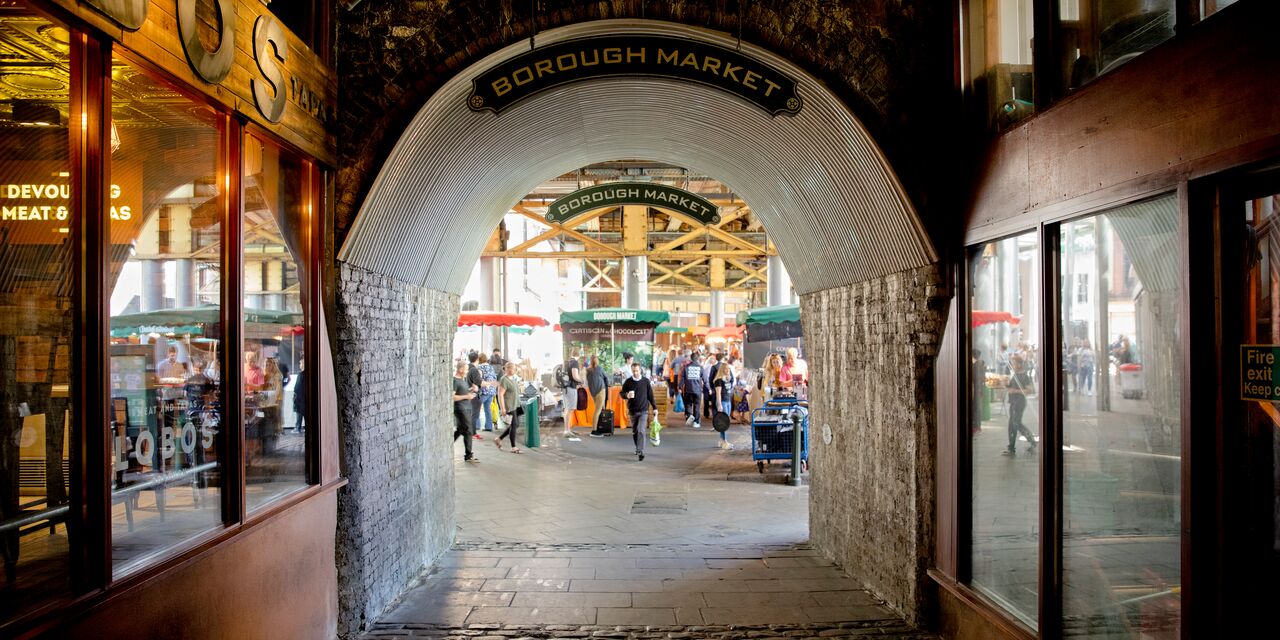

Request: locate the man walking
(682, 352), (704, 429)
(621, 362), (656, 461)
(452, 361), (479, 462)
(562, 347), (584, 441)
(466, 351), (485, 440)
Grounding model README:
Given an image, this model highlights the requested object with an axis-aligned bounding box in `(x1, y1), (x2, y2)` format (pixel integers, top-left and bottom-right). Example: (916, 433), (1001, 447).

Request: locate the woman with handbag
(712, 362), (735, 450)
(494, 362), (524, 453)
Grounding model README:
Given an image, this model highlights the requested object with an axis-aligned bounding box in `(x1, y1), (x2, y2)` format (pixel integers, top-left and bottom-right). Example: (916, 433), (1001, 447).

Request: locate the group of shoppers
(453, 343), (810, 463)
(452, 348), (522, 463)
(557, 347), (658, 460)
(661, 345), (807, 450)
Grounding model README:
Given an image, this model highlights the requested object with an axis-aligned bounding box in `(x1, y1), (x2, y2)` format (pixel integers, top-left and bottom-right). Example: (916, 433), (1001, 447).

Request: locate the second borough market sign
(468, 35), (804, 116)
(547, 183), (720, 225)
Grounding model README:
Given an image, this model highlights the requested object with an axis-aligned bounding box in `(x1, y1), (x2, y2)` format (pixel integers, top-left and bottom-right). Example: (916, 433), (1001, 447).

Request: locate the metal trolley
(750, 399), (809, 474)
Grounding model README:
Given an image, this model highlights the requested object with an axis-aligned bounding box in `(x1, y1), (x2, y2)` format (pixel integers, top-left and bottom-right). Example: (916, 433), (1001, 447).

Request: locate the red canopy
(707, 324), (743, 339)
(458, 311), (549, 328)
(971, 310), (1021, 328)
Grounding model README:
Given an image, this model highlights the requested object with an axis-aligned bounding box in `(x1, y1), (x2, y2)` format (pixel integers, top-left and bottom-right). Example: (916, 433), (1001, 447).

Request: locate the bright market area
(449, 161), (812, 467)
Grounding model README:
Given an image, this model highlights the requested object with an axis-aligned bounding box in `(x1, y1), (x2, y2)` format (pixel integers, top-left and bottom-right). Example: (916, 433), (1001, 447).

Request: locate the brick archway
(333, 19), (943, 637)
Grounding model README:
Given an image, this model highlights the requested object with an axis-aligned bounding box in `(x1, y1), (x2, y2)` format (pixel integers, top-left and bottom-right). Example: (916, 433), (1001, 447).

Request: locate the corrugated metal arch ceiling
(339, 19), (936, 295)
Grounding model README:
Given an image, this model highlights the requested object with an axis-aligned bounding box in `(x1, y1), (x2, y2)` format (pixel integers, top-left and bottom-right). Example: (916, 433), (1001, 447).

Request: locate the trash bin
(981, 386), (992, 421)
(1118, 363), (1144, 399)
(523, 396), (540, 448)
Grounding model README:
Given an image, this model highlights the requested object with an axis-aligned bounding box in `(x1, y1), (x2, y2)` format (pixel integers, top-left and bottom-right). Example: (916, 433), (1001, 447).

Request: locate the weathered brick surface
(335, 261), (461, 637)
(333, 0), (957, 249)
(800, 265), (944, 626)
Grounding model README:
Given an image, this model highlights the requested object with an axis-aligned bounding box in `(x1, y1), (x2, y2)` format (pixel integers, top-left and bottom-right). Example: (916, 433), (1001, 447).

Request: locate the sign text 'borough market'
(468, 35), (804, 116)
(546, 183), (720, 225)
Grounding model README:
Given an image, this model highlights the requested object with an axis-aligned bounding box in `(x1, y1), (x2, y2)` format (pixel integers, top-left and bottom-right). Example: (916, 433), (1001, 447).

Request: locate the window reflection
(107, 56), (224, 576)
(966, 0), (1036, 130)
(1060, 195), (1181, 637)
(1059, 0), (1175, 92)
(969, 232), (1041, 627)
(0, 3), (74, 621)
(242, 133), (309, 511)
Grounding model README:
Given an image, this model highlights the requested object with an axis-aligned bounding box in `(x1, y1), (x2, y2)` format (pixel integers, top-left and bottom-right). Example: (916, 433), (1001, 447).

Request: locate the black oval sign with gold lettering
(547, 184), (719, 225)
(468, 35), (803, 117)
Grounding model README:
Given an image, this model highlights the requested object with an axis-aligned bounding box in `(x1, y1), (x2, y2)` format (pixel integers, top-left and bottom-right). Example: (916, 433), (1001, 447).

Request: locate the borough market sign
(468, 35), (803, 116)
(546, 183), (720, 225)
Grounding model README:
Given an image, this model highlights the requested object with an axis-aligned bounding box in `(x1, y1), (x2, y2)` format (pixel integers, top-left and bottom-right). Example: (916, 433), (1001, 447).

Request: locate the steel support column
(710, 289), (725, 326)
(624, 255), (649, 309)
(478, 256), (499, 350)
(767, 254), (791, 307)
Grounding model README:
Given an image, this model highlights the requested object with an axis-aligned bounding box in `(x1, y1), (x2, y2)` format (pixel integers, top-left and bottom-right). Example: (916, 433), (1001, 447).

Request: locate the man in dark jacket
(621, 362), (656, 461)
(681, 353), (704, 429)
(466, 351), (484, 440)
(452, 361), (479, 462)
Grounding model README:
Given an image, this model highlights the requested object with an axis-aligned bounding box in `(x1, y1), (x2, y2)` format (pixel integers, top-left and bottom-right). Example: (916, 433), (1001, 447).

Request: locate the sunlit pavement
(359, 416), (940, 638)
(455, 414), (806, 546)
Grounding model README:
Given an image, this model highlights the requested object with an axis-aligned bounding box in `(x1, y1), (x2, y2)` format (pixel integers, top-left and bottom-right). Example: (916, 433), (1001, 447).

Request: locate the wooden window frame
(0, 8), (330, 631)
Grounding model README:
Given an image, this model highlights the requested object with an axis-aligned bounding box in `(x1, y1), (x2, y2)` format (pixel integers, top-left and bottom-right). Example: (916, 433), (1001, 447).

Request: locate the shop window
(1238, 185), (1280, 625)
(968, 231), (1042, 628)
(0, 3), (74, 621)
(107, 55), (225, 576)
(1058, 0), (1176, 93)
(965, 0), (1036, 130)
(1059, 195), (1181, 637)
(242, 132), (311, 511)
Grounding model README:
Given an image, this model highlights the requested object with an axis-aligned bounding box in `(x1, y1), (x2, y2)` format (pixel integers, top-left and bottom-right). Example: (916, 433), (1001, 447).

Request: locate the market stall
(560, 308), (670, 430)
(970, 309), (1022, 420)
(456, 311), (550, 377)
(736, 304), (803, 368)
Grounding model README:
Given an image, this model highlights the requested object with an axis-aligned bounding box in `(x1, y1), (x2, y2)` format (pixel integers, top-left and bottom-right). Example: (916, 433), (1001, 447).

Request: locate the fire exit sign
(1241, 345), (1280, 402)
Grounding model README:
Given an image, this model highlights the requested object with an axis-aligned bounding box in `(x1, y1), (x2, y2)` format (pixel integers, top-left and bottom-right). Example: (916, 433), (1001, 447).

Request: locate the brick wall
(333, 262), (459, 637)
(801, 265), (945, 625)
(334, 0), (957, 249)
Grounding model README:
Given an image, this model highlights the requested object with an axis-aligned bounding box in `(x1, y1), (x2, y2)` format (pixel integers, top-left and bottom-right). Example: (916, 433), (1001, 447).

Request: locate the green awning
(735, 304), (801, 326)
(111, 305), (301, 329)
(559, 308), (670, 325)
(655, 325), (689, 334)
(110, 324), (203, 338)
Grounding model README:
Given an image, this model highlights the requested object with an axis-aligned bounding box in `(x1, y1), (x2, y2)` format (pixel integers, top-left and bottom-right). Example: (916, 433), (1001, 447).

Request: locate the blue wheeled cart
(750, 399), (809, 474)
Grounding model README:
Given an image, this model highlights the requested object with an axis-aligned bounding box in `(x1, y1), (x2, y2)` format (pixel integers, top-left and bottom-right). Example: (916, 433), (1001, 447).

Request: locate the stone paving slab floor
(361, 417), (936, 639)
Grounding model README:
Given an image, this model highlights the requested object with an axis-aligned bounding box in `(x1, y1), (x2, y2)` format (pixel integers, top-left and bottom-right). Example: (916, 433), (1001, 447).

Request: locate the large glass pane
(1060, 195), (1181, 637)
(107, 56), (224, 575)
(966, 0), (1036, 130)
(0, 3), (74, 620)
(1200, 0), (1239, 18)
(1059, 0), (1176, 93)
(969, 232), (1041, 627)
(242, 133), (310, 510)
(1240, 187), (1280, 629)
